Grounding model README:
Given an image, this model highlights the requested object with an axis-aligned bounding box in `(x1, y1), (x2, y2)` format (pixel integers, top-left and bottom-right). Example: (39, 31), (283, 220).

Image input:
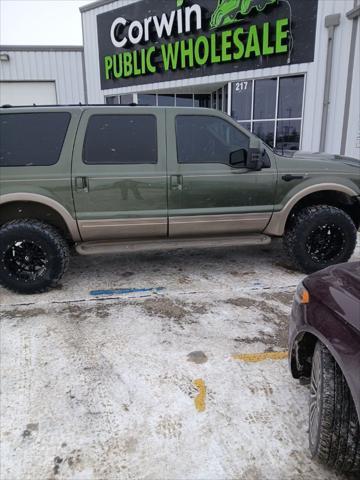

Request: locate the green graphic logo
(210, 0), (278, 29)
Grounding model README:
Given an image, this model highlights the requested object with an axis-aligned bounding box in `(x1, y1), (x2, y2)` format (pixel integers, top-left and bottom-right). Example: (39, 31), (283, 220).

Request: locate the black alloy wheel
(4, 240), (49, 282)
(305, 223), (346, 264)
(0, 220), (69, 294)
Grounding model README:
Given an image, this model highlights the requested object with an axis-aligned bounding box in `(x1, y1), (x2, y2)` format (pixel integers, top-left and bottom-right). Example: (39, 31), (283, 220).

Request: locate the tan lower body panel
(76, 234), (271, 256)
(169, 213), (272, 237)
(77, 218), (167, 241)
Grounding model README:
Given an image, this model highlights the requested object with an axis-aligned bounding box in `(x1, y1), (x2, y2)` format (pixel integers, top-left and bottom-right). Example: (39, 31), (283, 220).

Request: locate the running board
(75, 234), (271, 256)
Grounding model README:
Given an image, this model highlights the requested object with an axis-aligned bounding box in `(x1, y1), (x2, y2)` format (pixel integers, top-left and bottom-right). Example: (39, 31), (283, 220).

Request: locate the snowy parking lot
(1, 237), (359, 480)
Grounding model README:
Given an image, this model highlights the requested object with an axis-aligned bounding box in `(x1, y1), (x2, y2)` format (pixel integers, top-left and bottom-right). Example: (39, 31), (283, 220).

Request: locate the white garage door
(0, 82), (57, 106)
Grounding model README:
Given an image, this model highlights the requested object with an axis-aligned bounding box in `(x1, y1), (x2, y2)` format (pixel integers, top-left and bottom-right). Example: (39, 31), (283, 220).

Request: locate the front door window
(176, 115), (249, 166)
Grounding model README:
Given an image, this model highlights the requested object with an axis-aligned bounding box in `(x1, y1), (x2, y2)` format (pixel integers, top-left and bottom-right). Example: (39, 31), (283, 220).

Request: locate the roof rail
(0, 103), (144, 108)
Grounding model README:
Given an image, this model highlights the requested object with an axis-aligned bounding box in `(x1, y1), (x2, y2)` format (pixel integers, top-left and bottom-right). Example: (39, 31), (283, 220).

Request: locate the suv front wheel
(283, 205), (357, 273)
(0, 220), (69, 294)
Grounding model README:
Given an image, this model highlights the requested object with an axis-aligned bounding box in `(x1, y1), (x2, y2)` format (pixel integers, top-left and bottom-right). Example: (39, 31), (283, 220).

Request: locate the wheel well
(286, 191), (360, 230)
(291, 332), (318, 379)
(0, 202), (73, 242)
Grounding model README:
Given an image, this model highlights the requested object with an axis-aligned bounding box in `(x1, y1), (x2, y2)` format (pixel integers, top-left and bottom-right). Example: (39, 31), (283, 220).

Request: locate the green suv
(0, 106), (359, 294)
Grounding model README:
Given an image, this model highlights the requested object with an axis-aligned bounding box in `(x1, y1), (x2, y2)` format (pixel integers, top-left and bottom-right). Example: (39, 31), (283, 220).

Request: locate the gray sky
(0, 0), (91, 45)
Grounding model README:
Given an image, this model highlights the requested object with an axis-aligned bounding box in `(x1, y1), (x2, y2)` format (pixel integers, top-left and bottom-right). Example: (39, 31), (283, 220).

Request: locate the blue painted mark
(90, 287), (165, 297)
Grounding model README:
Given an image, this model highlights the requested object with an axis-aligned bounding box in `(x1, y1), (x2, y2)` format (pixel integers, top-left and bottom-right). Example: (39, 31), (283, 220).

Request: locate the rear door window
(83, 114), (157, 165)
(0, 112), (71, 167)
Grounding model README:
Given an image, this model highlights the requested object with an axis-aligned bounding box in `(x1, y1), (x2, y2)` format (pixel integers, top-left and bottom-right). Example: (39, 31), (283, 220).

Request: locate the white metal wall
(344, 13), (360, 159)
(0, 48), (86, 105)
(82, 0), (359, 158)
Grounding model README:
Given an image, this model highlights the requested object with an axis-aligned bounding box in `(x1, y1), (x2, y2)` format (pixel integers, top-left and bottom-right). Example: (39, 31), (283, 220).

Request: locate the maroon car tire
(309, 341), (360, 473)
(283, 205), (357, 273)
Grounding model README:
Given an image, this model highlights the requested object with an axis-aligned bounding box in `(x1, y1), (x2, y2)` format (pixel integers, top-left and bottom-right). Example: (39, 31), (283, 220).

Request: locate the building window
(108, 93), (212, 109)
(83, 115), (157, 165)
(105, 94), (133, 105)
(232, 75), (305, 151)
(224, 86), (229, 114)
(194, 94), (211, 108)
(137, 93), (212, 108)
(217, 88), (223, 111)
(137, 94), (157, 106)
(176, 94), (193, 107)
(105, 96), (119, 105)
(158, 94), (175, 106)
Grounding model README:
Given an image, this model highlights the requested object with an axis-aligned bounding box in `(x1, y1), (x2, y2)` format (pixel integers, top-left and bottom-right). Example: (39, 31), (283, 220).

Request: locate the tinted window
(176, 115), (249, 165)
(0, 112), (70, 167)
(83, 115), (157, 165)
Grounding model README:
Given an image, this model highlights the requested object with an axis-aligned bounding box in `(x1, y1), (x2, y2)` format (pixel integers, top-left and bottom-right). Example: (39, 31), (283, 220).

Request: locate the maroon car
(289, 261), (360, 474)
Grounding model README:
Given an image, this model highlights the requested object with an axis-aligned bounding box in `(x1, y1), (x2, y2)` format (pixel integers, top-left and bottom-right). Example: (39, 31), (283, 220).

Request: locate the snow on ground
(1, 237), (359, 480)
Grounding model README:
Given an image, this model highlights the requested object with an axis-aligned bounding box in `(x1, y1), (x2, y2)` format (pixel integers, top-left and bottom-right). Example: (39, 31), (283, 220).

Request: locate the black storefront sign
(97, 0), (319, 90)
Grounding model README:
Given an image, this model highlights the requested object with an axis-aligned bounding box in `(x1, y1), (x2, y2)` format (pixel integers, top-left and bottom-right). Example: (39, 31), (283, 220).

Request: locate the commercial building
(1, 0), (359, 158)
(0, 46), (86, 105)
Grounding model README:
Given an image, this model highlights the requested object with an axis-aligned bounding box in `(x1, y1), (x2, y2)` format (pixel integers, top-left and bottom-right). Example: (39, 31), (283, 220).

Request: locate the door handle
(282, 174), (304, 182)
(75, 176), (89, 192)
(170, 175), (183, 191)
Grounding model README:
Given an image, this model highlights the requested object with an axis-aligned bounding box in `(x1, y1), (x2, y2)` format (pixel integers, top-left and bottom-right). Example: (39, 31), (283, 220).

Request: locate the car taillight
(295, 282), (310, 304)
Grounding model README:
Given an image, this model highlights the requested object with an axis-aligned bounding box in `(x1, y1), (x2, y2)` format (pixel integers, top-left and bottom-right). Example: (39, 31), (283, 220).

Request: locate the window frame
(0, 112), (71, 168)
(175, 114), (250, 167)
(82, 113), (158, 166)
(231, 74), (306, 151)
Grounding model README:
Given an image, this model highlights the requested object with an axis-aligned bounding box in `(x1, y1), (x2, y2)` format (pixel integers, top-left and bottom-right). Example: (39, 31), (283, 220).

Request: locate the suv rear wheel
(0, 220), (69, 294)
(309, 341), (360, 473)
(283, 205), (357, 273)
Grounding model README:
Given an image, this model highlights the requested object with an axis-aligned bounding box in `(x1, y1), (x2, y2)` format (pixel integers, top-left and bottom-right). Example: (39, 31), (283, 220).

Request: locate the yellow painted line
(232, 351), (288, 363)
(193, 379), (206, 413)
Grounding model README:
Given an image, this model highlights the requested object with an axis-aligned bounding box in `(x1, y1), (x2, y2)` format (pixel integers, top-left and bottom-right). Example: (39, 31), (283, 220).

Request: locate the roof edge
(80, 0), (119, 13)
(0, 45), (84, 52)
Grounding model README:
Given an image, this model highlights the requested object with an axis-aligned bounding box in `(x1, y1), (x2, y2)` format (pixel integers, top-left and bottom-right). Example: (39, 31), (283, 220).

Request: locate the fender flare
(264, 183), (359, 236)
(0, 193), (80, 242)
(291, 327), (360, 421)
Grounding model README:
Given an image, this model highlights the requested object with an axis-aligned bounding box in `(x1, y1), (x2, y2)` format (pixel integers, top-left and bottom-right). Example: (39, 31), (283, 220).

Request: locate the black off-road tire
(0, 220), (69, 294)
(283, 205), (357, 273)
(309, 341), (360, 473)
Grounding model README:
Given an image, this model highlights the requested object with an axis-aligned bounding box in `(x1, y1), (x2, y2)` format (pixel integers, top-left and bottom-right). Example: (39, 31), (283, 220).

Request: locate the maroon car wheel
(309, 342), (360, 473)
